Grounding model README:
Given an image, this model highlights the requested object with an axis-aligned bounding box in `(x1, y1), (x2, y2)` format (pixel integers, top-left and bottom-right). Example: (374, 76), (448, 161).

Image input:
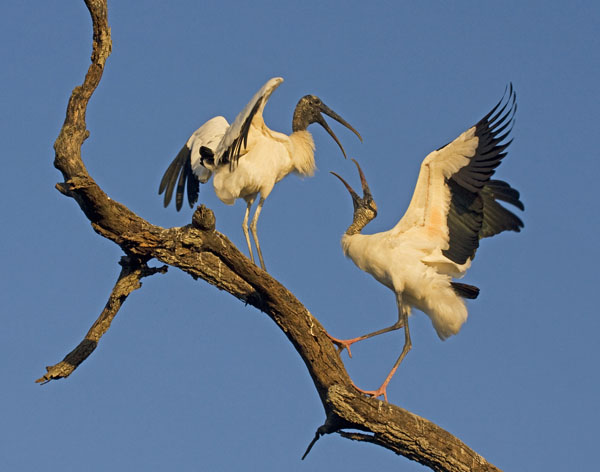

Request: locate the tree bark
(38, 1), (502, 471)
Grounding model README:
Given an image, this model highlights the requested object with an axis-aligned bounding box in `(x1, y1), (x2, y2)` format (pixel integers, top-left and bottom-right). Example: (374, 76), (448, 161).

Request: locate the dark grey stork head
(292, 95), (362, 158)
(331, 159), (378, 235)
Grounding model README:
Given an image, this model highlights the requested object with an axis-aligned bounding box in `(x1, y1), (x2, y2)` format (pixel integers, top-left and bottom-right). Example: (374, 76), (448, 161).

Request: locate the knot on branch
(192, 204), (216, 231)
(55, 176), (94, 196)
(119, 255), (168, 277)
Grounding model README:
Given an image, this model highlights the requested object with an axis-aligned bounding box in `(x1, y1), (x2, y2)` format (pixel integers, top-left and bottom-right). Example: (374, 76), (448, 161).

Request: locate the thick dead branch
(326, 385), (499, 472)
(39, 1), (503, 470)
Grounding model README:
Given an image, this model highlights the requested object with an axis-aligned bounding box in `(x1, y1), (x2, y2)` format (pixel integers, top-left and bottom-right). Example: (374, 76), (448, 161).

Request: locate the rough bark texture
(38, 1), (502, 471)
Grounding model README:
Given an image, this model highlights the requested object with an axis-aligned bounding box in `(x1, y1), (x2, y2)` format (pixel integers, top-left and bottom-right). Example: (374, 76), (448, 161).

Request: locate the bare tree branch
(39, 1), (503, 470)
(36, 256), (167, 383)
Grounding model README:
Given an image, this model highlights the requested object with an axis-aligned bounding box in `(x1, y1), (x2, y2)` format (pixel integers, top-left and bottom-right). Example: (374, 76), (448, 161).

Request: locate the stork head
(292, 95), (362, 158)
(331, 159), (378, 235)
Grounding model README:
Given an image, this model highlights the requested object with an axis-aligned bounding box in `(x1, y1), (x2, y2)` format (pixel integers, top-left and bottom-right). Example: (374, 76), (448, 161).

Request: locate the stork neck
(346, 212), (372, 235)
(292, 111), (310, 132)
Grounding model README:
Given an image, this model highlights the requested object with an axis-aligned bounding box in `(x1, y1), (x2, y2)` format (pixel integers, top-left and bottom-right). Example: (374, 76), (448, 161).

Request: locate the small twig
(36, 256), (167, 383)
(302, 427), (324, 460)
(302, 414), (347, 460)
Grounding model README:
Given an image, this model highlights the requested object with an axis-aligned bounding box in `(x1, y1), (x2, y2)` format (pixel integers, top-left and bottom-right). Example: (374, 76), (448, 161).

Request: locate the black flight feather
(442, 85), (521, 265)
(159, 144), (192, 209)
(223, 97), (263, 171)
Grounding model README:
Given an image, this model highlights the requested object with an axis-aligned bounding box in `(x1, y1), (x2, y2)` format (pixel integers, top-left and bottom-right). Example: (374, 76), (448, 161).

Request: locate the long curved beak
(331, 159), (375, 211)
(331, 170), (360, 202)
(318, 104), (362, 159)
(350, 158), (373, 199)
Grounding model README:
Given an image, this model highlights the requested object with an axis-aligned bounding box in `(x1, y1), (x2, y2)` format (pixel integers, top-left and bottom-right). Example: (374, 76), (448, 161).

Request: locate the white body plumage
(342, 230), (468, 340)
(211, 129), (315, 205)
(159, 77), (361, 270)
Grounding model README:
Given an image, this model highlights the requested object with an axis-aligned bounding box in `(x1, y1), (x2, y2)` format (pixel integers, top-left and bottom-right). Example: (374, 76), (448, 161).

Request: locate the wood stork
(159, 77), (362, 270)
(329, 86), (524, 401)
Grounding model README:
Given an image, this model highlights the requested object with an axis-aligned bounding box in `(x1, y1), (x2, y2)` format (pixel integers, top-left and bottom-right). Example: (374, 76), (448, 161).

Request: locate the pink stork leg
(242, 198), (255, 264)
(250, 197), (267, 271)
(353, 300), (412, 402)
(327, 299), (405, 357)
(326, 319), (404, 358)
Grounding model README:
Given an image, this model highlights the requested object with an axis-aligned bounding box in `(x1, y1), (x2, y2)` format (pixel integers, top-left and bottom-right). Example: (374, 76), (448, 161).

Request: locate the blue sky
(2, 1), (599, 470)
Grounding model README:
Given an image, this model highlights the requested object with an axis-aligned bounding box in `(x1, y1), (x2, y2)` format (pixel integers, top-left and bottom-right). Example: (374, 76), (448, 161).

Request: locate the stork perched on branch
(159, 77), (362, 270)
(330, 86), (524, 401)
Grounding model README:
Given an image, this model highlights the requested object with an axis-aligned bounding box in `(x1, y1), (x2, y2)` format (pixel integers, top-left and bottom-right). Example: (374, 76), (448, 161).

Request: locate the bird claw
(326, 334), (354, 358)
(336, 341), (354, 358)
(353, 384), (388, 402)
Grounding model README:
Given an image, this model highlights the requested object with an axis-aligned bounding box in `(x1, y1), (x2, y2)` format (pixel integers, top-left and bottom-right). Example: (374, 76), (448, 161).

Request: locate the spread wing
(213, 77), (284, 170)
(159, 116), (229, 211)
(392, 85), (523, 265)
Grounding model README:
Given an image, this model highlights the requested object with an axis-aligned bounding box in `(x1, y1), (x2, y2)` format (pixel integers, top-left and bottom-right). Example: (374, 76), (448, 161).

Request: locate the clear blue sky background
(2, 1), (598, 470)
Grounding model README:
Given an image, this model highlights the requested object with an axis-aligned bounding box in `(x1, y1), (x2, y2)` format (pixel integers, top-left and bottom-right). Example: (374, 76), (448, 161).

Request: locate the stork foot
(352, 384), (389, 402)
(326, 333), (363, 358)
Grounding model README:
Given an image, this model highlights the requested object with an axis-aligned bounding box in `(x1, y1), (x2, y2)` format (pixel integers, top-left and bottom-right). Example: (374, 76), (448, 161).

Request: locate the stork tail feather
(451, 282), (480, 299)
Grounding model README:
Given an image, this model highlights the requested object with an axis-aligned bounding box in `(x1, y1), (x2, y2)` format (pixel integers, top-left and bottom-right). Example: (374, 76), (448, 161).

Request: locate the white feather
(187, 116), (229, 182)
(214, 77), (284, 166)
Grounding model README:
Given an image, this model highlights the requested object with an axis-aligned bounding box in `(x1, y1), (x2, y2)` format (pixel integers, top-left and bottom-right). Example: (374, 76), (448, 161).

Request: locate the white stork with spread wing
(159, 77), (362, 270)
(330, 86), (524, 401)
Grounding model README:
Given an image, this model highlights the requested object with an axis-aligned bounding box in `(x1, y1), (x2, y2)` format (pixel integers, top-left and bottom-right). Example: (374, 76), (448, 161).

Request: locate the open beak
(317, 104), (362, 159)
(331, 159), (375, 213)
(331, 170), (361, 205)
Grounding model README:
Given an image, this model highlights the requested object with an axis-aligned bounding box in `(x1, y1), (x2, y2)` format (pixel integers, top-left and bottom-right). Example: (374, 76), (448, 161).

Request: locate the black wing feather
(158, 143), (199, 210)
(442, 85), (522, 264)
(175, 158), (189, 211)
(480, 180), (524, 238)
(483, 179), (524, 211)
(443, 180), (483, 264)
(186, 162), (199, 208)
(222, 97), (263, 171)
